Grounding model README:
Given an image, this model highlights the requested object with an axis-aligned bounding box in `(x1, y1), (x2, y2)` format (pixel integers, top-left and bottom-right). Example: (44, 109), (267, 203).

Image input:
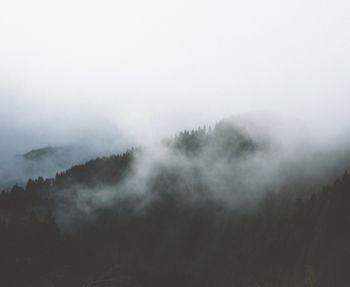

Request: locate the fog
(48, 116), (350, 230)
(0, 0), (350, 189)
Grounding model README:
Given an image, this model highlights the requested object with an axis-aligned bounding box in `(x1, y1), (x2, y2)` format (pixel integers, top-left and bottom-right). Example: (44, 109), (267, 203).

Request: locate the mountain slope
(1, 119), (350, 286)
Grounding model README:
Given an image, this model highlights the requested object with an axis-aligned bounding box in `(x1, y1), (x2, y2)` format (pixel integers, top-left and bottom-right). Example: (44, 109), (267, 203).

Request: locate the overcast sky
(0, 0), (350, 154)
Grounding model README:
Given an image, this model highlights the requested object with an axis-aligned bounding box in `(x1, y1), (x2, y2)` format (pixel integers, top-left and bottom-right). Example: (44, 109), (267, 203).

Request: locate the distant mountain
(0, 145), (106, 191)
(20, 145), (87, 169)
(21, 146), (71, 161)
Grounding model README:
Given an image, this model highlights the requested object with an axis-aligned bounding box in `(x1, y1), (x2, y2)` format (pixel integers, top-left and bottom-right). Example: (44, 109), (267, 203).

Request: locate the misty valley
(0, 119), (350, 287)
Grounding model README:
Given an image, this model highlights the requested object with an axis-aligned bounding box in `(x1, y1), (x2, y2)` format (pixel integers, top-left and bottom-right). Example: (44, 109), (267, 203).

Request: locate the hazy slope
(1, 119), (350, 286)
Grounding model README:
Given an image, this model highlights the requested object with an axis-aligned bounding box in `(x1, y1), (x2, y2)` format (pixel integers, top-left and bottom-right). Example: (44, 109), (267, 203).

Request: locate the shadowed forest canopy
(0, 119), (350, 286)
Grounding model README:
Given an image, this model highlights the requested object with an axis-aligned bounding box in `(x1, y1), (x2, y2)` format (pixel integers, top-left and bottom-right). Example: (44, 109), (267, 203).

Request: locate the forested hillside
(0, 120), (350, 286)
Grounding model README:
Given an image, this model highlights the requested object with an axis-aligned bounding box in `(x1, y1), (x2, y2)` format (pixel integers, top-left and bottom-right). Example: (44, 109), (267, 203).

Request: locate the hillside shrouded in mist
(1, 0), (350, 285)
(1, 118), (350, 286)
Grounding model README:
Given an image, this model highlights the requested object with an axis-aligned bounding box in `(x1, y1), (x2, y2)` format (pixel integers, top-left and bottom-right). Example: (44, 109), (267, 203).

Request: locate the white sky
(0, 0), (350, 152)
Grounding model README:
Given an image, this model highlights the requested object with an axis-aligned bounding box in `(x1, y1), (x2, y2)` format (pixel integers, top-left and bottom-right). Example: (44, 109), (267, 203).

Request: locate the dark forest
(1, 120), (350, 287)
